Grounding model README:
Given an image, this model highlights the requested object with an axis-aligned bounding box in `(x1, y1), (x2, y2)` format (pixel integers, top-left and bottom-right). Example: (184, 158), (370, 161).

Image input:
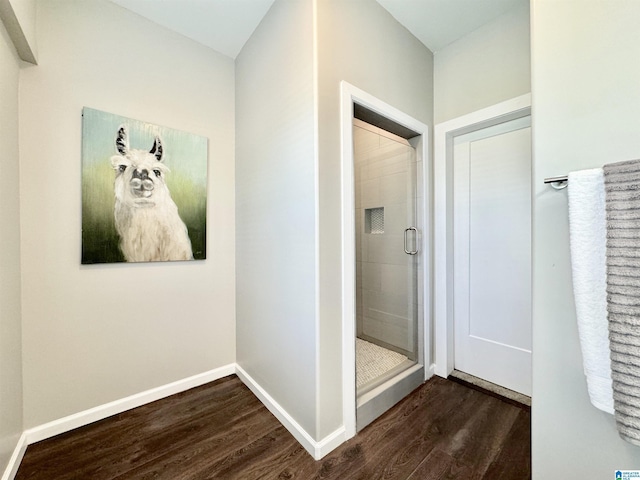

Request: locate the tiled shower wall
(354, 123), (417, 358)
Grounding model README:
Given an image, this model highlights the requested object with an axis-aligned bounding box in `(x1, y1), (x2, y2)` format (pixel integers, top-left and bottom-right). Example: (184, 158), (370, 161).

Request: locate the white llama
(110, 126), (193, 262)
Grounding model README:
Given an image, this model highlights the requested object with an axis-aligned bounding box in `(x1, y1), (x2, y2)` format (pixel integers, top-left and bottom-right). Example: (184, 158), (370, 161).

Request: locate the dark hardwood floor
(16, 375), (531, 479)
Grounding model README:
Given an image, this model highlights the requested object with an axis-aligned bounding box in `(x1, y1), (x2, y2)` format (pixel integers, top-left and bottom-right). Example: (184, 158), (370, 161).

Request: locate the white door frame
(433, 93), (532, 378)
(340, 81), (431, 439)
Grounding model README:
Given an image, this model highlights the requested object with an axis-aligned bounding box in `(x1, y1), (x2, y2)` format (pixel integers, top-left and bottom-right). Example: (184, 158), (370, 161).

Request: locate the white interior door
(453, 116), (532, 396)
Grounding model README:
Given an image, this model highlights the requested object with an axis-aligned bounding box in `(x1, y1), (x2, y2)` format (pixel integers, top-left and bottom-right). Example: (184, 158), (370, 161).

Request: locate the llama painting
(82, 108), (207, 264)
(111, 126), (193, 262)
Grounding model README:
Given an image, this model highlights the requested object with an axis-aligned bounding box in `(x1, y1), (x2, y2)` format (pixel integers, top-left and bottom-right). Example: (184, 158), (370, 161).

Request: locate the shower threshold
(356, 338), (414, 394)
(357, 358), (416, 397)
(355, 339), (424, 431)
(356, 362), (424, 431)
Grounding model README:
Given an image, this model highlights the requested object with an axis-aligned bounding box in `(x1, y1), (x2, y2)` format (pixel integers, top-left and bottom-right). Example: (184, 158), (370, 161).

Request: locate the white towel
(568, 168), (614, 414)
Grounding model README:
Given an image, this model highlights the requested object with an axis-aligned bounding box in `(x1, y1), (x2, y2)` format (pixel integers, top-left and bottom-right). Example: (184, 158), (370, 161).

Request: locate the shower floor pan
(356, 338), (415, 396)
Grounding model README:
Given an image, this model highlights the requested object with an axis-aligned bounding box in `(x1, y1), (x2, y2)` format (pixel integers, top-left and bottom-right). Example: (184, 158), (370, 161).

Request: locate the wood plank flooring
(16, 375), (530, 479)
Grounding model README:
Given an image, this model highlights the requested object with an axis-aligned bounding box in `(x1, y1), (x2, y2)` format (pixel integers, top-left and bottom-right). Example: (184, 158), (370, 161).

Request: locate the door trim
(340, 81), (431, 440)
(433, 93), (532, 378)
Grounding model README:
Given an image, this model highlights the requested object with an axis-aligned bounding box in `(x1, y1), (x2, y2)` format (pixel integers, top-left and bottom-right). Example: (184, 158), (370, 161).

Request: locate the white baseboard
(2, 366), (234, 480)
(25, 363), (236, 445)
(1, 433), (28, 480)
(314, 426), (347, 459)
(3, 362), (349, 480)
(235, 364), (346, 460)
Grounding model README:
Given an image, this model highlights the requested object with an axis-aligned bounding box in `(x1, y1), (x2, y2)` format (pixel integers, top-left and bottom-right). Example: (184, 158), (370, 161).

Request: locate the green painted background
(81, 107), (208, 264)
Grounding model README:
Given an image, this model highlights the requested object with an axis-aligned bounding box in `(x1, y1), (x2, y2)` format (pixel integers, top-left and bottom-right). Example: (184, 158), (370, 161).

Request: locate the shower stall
(352, 112), (425, 431)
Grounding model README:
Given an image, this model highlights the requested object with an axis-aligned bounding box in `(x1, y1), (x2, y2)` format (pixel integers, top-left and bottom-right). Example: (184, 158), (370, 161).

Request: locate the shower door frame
(340, 82), (432, 439)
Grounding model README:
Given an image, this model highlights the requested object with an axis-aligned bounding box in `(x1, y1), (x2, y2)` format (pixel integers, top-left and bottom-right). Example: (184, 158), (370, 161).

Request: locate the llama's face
(110, 126), (170, 207)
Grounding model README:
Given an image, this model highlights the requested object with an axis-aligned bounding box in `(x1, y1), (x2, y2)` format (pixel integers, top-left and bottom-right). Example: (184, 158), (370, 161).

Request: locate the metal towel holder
(544, 175), (568, 190)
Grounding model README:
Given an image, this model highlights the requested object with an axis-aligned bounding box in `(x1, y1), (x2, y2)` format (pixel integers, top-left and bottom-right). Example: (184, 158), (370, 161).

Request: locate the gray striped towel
(604, 158), (640, 446)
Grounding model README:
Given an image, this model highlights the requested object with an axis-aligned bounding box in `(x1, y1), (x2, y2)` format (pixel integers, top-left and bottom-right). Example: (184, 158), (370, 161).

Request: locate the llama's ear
(150, 136), (163, 162)
(116, 126), (129, 156)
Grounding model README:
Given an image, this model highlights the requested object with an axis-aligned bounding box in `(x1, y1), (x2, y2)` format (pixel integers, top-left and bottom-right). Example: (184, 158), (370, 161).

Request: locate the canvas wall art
(82, 107), (208, 264)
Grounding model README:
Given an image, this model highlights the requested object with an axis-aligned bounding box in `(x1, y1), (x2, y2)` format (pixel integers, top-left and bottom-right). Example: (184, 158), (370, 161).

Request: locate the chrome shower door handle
(404, 227), (418, 255)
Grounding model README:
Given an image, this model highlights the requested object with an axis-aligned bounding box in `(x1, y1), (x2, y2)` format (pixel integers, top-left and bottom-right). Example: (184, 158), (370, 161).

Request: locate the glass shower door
(354, 121), (419, 399)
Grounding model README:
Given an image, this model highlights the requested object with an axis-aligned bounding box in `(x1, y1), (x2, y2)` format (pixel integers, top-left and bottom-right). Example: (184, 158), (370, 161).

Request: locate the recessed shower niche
(364, 207), (384, 234)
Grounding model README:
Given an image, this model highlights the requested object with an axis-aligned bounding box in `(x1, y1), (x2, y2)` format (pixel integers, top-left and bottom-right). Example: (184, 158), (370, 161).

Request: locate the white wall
(0, 15), (23, 473)
(19, 0), (236, 428)
(434, 2), (530, 124)
(235, 0), (318, 438)
(532, 0), (640, 476)
(317, 0), (433, 439)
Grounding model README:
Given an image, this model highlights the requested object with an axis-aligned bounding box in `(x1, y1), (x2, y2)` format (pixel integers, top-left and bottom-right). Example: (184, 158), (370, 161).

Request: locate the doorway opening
(340, 82), (432, 437)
